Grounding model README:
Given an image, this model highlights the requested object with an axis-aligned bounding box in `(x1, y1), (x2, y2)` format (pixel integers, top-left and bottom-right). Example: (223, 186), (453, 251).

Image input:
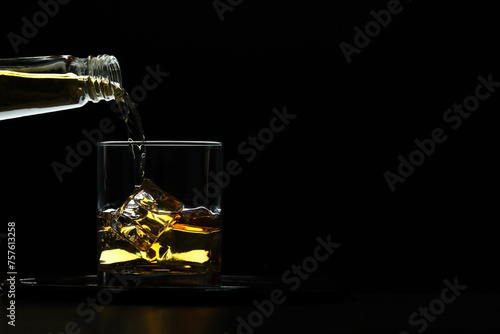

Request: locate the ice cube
(97, 207), (117, 229)
(98, 227), (143, 265)
(156, 207), (222, 270)
(111, 178), (183, 251)
(172, 207), (221, 231)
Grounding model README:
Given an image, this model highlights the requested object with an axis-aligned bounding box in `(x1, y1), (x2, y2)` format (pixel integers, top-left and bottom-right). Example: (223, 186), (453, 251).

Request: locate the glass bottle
(0, 55), (123, 121)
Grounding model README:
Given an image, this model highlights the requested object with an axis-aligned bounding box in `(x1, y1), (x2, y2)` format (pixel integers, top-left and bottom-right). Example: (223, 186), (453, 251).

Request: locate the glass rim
(98, 140), (222, 147)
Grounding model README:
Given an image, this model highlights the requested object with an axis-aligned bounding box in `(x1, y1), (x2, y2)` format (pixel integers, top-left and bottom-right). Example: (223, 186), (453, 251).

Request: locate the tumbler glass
(97, 141), (223, 287)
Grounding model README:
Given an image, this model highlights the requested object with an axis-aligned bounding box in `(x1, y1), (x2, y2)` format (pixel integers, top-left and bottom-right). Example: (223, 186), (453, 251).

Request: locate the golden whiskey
(97, 178), (222, 277)
(0, 71), (116, 119)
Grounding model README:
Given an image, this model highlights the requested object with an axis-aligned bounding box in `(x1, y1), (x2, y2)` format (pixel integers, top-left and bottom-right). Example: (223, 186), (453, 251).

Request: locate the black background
(0, 0), (498, 293)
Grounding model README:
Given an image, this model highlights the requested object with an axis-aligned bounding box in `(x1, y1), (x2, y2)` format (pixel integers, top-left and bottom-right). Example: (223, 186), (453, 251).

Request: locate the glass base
(98, 269), (221, 288)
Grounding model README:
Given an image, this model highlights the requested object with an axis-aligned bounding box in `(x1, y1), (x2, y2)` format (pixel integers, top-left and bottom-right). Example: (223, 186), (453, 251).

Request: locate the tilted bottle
(0, 55), (123, 121)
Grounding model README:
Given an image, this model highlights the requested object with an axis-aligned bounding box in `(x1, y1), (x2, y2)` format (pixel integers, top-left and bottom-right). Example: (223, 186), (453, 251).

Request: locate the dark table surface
(2, 276), (500, 334)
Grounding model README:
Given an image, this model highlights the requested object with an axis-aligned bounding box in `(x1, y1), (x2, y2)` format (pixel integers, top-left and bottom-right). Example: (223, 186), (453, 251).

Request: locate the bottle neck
(72, 55), (123, 102)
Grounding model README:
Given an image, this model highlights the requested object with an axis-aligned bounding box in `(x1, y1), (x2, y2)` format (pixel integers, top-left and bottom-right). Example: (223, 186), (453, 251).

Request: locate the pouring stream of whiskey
(113, 84), (146, 185)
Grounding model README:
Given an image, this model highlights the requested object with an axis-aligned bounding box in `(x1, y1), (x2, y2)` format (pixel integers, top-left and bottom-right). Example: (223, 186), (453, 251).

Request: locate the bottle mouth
(87, 55), (123, 101)
(88, 55), (122, 85)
